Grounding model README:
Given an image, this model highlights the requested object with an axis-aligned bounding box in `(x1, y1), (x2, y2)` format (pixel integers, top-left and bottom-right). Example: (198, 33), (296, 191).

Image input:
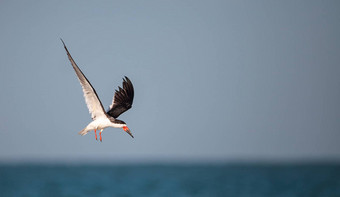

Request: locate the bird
(61, 39), (134, 142)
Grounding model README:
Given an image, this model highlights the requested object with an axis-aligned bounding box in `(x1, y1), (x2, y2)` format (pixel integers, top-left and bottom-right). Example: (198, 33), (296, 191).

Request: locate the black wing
(107, 76), (134, 118)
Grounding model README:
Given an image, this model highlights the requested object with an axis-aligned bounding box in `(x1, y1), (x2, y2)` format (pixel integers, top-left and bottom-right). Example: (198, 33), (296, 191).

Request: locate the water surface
(0, 163), (339, 196)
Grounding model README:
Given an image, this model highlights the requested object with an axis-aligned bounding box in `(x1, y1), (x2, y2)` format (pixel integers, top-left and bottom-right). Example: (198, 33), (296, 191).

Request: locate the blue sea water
(0, 163), (340, 197)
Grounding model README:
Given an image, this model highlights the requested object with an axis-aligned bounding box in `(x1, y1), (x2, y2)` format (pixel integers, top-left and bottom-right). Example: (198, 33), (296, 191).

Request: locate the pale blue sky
(0, 0), (340, 163)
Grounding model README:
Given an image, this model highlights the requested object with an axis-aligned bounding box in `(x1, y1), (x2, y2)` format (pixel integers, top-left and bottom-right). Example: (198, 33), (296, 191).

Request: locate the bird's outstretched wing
(107, 76), (134, 118)
(61, 39), (106, 120)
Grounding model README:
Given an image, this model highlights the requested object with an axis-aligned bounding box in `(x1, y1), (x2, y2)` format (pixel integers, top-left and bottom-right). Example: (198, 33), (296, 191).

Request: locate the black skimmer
(61, 39), (134, 141)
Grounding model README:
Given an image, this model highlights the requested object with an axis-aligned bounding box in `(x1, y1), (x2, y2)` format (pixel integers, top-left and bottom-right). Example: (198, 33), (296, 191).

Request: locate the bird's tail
(78, 128), (90, 136)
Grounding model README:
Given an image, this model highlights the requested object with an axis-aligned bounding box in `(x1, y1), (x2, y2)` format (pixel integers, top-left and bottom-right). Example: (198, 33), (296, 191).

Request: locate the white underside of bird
(79, 118), (121, 135)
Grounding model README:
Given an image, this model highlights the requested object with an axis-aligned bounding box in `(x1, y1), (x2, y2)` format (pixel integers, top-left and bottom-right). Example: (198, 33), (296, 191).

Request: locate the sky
(0, 0), (340, 163)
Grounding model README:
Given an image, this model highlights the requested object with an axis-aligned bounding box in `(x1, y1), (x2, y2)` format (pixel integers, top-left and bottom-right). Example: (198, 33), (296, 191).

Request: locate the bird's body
(61, 39), (134, 141)
(80, 116), (120, 135)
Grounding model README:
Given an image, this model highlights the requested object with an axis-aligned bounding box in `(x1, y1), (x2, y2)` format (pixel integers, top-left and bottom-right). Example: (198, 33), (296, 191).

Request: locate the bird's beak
(123, 126), (134, 138)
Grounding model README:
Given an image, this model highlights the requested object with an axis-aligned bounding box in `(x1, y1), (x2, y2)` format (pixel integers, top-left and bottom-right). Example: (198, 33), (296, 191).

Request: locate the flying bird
(61, 39), (134, 141)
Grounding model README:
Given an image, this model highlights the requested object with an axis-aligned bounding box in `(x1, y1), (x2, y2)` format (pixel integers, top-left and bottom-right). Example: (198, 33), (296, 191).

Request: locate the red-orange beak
(123, 126), (134, 138)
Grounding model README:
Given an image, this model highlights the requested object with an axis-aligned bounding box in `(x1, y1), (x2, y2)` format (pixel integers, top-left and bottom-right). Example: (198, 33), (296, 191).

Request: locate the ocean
(0, 163), (340, 197)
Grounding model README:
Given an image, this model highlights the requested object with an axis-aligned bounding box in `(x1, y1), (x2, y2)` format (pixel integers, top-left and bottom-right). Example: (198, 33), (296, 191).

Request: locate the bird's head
(112, 119), (134, 138)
